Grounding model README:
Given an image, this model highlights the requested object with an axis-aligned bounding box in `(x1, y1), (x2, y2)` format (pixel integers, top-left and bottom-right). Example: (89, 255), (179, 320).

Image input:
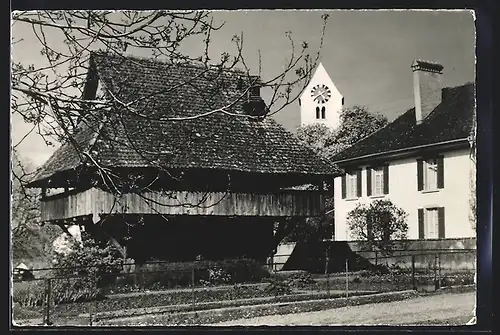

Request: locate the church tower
(299, 62), (344, 129)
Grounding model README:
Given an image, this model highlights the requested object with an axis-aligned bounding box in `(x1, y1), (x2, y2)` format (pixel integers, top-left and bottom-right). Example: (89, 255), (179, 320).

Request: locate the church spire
(299, 62), (344, 129)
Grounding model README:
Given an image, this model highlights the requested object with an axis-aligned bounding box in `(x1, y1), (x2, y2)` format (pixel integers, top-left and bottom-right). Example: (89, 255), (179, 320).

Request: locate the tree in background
(296, 123), (337, 158)
(333, 106), (388, 154)
(288, 106), (388, 242)
(11, 152), (39, 230)
(346, 199), (408, 255)
(11, 151), (61, 268)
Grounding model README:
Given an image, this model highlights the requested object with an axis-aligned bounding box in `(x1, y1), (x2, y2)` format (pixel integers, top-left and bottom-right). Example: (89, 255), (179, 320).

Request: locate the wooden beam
(41, 215), (93, 227)
(40, 187), (325, 221)
(272, 218), (301, 252)
(56, 222), (73, 237)
(41, 187), (47, 200)
(108, 235), (127, 259)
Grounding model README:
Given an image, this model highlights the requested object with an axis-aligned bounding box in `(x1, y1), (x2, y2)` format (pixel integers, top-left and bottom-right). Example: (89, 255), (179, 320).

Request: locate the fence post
(45, 278), (52, 325)
(434, 253), (438, 290)
(191, 265), (195, 313)
(411, 255), (416, 290)
(325, 245), (330, 298)
(345, 258), (349, 298)
(437, 253), (441, 289)
(89, 301), (93, 326)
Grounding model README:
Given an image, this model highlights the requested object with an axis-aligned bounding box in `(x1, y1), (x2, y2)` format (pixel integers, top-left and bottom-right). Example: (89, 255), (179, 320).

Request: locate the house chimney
(243, 85), (267, 117)
(411, 60), (444, 124)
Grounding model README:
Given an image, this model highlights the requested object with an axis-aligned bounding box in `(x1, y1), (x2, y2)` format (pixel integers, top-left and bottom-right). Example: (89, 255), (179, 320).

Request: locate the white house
(331, 60), (476, 241)
(299, 62), (344, 129)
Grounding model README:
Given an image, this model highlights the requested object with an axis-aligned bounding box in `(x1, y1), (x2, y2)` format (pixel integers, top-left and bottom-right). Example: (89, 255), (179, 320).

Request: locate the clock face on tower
(310, 84), (331, 104)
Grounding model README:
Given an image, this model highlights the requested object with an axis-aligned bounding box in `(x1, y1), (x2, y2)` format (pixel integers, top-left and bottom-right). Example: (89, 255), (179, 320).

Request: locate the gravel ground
(213, 292), (475, 326)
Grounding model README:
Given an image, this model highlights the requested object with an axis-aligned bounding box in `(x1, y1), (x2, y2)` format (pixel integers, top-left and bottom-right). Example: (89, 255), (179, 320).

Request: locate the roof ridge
(90, 50), (260, 79)
(332, 82), (475, 162)
(331, 81), (474, 163)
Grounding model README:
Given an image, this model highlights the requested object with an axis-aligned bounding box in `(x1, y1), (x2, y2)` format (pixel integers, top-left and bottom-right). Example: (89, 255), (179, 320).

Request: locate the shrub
(347, 199), (409, 255)
(352, 277), (361, 284)
(12, 280), (46, 308)
(264, 277), (292, 296)
(218, 258), (270, 284)
(50, 277), (105, 304)
(440, 273), (475, 287)
(50, 238), (124, 303)
(286, 272), (316, 288)
(109, 258), (271, 293)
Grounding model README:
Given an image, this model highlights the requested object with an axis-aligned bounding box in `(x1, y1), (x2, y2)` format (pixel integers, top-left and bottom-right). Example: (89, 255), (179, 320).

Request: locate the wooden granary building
(26, 52), (340, 263)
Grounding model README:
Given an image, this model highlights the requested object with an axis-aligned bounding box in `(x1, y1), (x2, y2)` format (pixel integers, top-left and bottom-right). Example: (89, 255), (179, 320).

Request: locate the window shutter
(356, 169), (362, 197)
(437, 156), (444, 189)
(417, 159), (424, 191)
(438, 207), (445, 238)
(383, 165), (389, 194)
(341, 175), (346, 199)
(366, 168), (372, 196)
(418, 209), (425, 239)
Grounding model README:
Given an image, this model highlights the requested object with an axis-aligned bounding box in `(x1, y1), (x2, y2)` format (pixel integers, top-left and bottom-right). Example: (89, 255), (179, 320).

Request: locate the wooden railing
(40, 187), (325, 222)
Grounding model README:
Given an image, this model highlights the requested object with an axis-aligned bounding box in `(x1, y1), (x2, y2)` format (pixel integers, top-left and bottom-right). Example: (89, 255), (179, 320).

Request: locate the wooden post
(325, 244), (330, 298)
(191, 265), (195, 313)
(89, 301), (93, 326)
(345, 258), (349, 298)
(411, 255), (416, 290)
(45, 278), (52, 325)
(438, 253), (442, 289)
(434, 253), (438, 290)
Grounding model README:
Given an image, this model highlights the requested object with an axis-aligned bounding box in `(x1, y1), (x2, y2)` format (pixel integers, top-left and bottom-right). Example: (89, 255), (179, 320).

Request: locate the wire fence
(12, 249), (476, 326)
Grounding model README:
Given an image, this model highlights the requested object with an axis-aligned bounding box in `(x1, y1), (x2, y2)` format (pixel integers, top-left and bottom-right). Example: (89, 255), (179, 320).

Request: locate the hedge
(111, 258), (271, 293)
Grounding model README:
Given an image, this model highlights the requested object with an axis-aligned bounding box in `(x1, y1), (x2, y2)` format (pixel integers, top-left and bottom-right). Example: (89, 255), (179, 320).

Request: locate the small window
(298, 98), (301, 106)
(316, 107), (320, 119)
(367, 165), (389, 196)
(418, 207), (445, 239)
(321, 106), (326, 119)
(425, 208), (439, 239)
(346, 173), (357, 199)
(372, 167), (384, 196)
(342, 97), (345, 105)
(424, 158), (438, 190)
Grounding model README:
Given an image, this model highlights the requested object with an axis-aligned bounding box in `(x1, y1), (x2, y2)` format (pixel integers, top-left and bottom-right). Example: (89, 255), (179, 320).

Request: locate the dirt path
(214, 292), (475, 326)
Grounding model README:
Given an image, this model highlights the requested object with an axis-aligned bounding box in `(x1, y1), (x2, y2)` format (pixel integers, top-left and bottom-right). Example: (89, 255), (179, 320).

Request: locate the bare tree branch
(11, 10), (330, 222)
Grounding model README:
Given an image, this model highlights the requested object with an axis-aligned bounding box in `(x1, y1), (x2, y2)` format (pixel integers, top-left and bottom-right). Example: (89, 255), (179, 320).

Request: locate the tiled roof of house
(331, 83), (475, 163)
(28, 52), (339, 186)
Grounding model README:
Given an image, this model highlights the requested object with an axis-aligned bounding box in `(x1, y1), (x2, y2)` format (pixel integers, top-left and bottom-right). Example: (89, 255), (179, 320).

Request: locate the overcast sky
(11, 10), (476, 168)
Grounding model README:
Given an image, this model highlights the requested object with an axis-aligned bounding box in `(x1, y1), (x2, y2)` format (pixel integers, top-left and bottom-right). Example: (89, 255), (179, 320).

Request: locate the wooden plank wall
(41, 188), (325, 221)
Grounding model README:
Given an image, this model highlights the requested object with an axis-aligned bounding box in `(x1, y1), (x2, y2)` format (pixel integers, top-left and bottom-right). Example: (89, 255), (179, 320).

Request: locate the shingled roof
(28, 52), (339, 187)
(331, 82), (475, 164)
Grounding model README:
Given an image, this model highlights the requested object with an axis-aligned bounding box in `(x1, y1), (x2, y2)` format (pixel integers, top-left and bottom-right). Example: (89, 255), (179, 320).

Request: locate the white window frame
(425, 208), (439, 239)
(346, 172), (358, 199)
(371, 167), (384, 196)
(423, 158), (438, 191)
